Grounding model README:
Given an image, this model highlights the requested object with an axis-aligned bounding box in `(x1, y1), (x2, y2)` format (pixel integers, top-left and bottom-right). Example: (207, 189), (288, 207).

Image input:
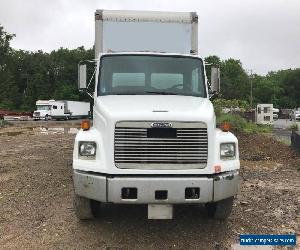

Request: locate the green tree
(278, 69), (300, 108)
(252, 75), (280, 105)
(1, 24), (299, 111)
(0, 25), (18, 109)
(220, 58), (249, 100)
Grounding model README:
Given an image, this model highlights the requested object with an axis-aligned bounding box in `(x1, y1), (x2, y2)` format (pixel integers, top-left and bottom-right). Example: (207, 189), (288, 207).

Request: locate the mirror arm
(78, 59), (97, 65)
(79, 89), (93, 99)
(209, 91), (219, 100)
(86, 66), (97, 89)
(208, 81), (219, 100)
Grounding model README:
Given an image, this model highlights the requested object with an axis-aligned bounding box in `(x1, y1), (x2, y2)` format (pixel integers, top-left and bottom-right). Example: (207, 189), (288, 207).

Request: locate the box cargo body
(51, 101), (90, 120)
(64, 101), (90, 117)
(94, 10), (198, 58)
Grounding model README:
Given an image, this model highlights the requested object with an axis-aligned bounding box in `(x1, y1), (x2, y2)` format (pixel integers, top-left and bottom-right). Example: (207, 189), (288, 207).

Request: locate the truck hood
(94, 95), (214, 123)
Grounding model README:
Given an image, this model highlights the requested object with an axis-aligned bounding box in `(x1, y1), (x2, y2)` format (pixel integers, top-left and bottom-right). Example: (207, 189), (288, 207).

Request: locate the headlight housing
(220, 143), (235, 159)
(79, 141), (96, 157)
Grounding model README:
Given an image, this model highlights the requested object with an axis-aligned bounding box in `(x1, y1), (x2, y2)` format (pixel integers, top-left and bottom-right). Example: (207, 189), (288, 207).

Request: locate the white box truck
(73, 10), (240, 220)
(33, 100), (90, 120)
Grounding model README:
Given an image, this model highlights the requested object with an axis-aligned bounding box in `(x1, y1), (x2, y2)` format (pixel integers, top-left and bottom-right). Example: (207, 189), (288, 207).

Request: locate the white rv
(73, 10), (240, 220)
(33, 100), (90, 120)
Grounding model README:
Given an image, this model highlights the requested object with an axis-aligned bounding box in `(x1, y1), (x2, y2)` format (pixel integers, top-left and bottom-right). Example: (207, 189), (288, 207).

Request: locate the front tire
(205, 197), (234, 220)
(73, 194), (95, 220)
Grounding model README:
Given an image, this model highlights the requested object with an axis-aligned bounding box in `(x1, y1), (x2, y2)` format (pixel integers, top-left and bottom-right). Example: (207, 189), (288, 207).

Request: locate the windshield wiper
(146, 91), (178, 95)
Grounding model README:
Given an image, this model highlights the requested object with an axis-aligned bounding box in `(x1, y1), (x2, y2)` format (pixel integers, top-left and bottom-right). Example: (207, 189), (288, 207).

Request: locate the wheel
(205, 197), (234, 220)
(73, 194), (95, 220)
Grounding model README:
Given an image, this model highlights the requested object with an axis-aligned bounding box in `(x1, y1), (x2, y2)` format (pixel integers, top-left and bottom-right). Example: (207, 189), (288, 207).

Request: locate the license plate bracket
(148, 204), (173, 219)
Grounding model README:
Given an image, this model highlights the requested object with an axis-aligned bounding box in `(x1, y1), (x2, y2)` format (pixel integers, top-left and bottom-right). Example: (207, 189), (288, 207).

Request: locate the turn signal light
(81, 120), (90, 131)
(220, 122), (231, 132)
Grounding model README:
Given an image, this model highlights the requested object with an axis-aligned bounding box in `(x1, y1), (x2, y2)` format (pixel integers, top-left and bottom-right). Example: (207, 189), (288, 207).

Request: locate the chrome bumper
(73, 170), (239, 204)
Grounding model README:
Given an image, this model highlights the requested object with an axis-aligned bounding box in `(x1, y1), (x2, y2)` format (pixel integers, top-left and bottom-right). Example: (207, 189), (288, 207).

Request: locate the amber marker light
(81, 120), (90, 131)
(220, 122), (231, 132)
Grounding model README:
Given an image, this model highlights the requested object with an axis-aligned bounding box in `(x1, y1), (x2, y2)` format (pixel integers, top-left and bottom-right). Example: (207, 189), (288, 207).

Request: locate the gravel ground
(0, 122), (299, 249)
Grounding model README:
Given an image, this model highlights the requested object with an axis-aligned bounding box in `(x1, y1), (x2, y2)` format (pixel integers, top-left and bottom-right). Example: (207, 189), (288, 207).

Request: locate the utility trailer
(73, 10), (240, 220)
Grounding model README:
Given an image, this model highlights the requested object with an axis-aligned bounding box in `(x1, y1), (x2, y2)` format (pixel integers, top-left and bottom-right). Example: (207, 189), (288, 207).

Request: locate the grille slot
(114, 122), (208, 169)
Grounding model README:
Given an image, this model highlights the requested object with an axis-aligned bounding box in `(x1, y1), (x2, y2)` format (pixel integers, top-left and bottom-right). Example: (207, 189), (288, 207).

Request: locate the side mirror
(211, 67), (220, 93)
(78, 64), (87, 89)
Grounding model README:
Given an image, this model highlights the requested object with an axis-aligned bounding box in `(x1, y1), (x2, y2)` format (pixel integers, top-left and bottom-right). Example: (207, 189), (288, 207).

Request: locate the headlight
(220, 143), (235, 159)
(79, 142), (96, 157)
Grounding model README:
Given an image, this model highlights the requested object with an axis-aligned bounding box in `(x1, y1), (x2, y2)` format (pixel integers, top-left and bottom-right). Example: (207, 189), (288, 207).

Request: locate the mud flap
(148, 204), (173, 219)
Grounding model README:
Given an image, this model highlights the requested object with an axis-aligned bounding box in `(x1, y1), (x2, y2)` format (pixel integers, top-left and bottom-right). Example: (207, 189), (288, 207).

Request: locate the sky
(0, 0), (299, 75)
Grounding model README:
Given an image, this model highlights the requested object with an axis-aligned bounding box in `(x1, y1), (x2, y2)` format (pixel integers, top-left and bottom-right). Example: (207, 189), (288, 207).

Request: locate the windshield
(98, 55), (206, 97)
(37, 105), (51, 111)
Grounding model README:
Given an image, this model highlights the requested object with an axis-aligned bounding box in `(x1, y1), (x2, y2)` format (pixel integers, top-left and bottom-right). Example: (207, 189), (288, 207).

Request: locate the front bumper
(73, 170), (239, 204)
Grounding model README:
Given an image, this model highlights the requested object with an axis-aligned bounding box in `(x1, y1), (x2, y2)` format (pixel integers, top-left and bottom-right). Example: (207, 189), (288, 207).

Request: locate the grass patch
(289, 123), (298, 131)
(217, 113), (272, 134)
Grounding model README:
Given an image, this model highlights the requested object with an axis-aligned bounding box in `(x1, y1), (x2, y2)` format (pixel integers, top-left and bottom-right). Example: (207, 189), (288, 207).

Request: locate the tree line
(0, 25), (299, 111)
(205, 55), (300, 109)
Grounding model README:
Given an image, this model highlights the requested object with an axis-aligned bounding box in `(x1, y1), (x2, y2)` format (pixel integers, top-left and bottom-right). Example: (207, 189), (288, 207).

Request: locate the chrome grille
(114, 121), (208, 170)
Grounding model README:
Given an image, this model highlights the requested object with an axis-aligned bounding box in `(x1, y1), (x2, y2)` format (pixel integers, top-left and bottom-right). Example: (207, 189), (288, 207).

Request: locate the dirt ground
(0, 121), (299, 249)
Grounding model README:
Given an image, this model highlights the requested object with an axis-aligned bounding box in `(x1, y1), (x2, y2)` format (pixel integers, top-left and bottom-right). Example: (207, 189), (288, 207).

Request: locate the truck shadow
(80, 203), (231, 248)
(95, 203), (209, 221)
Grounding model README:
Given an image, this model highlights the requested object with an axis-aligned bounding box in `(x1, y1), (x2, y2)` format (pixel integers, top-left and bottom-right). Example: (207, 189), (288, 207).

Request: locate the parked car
(289, 110), (300, 121)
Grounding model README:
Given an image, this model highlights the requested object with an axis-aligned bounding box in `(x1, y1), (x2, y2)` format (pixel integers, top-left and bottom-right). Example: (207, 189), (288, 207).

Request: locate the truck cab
(33, 100), (63, 121)
(73, 10), (240, 220)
